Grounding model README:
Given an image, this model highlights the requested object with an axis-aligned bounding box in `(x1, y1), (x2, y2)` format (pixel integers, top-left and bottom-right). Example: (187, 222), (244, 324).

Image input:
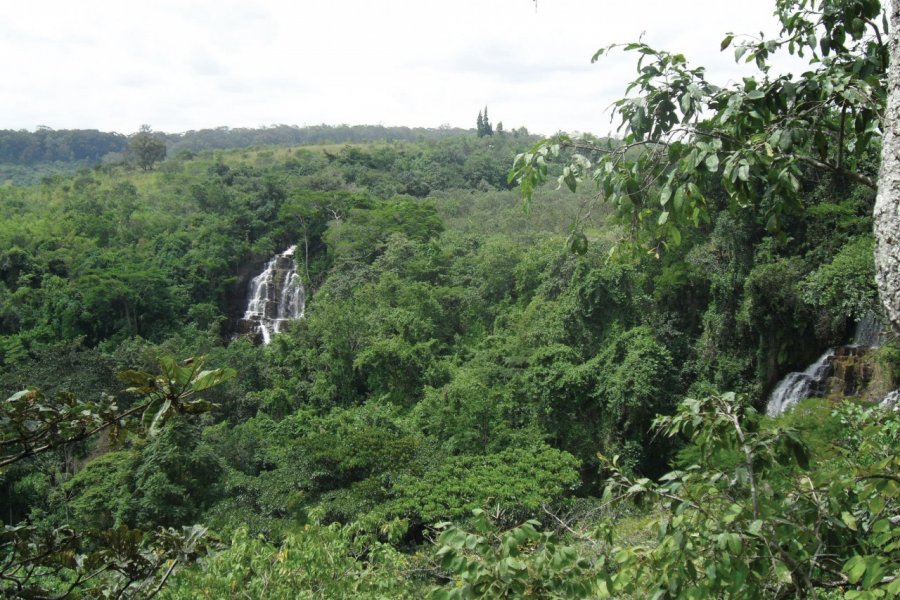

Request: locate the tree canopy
(512, 0), (888, 292)
(129, 125), (167, 171)
(1, 1), (898, 597)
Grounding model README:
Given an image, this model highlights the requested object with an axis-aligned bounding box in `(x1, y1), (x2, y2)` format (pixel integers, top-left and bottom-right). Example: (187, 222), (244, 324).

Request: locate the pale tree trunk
(875, 0), (900, 334)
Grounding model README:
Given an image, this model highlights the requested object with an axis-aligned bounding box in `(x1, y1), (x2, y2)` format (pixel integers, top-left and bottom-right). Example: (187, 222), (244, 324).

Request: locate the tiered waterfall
(239, 245), (305, 344)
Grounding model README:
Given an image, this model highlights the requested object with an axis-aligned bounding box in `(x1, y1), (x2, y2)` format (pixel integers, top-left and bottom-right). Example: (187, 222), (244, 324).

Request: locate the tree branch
(146, 559), (179, 600)
(796, 155), (876, 188)
(0, 400), (150, 469)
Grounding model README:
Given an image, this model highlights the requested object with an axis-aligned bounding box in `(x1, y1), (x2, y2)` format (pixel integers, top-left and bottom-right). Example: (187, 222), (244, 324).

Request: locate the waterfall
(240, 245), (305, 344)
(851, 313), (885, 348)
(880, 390), (900, 411)
(765, 350), (835, 417)
(766, 316), (887, 416)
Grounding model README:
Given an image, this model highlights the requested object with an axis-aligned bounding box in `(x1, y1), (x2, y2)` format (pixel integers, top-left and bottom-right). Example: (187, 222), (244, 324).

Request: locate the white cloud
(0, 0), (799, 135)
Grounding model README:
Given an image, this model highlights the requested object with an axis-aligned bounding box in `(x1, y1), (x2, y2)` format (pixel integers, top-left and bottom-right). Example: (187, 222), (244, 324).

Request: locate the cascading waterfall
(240, 245), (305, 344)
(765, 316), (886, 416)
(880, 389), (900, 411)
(765, 350), (835, 417)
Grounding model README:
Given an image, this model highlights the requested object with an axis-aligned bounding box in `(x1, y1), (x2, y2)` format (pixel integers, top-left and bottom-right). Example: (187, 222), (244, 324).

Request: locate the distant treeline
(164, 124), (494, 153)
(0, 128), (127, 165)
(0, 124), (525, 167)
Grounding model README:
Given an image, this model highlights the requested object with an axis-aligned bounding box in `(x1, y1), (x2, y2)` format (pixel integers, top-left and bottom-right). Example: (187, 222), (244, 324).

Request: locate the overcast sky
(1, 0), (796, 136)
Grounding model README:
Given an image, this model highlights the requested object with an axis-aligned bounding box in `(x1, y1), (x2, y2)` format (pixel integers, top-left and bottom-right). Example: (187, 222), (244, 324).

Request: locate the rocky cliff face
(823, 346), (887, 401)
(875, 2), (900, 335)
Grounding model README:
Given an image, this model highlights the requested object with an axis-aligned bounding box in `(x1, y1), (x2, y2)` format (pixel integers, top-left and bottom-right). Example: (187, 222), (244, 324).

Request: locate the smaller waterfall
(240, 245), (305, 344)
(765, 350), (835, 417)
(850, 313), (885, 348)
(766, 316), (888, 417)
(880, 390), (900, 411)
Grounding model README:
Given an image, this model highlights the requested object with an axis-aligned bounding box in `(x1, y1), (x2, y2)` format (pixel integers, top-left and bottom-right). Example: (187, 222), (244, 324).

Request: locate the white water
(765, 350), (835, 417)
(765, 315), (887, 416)
(242, 245), (305, 344)
(880, 390), (900, 411)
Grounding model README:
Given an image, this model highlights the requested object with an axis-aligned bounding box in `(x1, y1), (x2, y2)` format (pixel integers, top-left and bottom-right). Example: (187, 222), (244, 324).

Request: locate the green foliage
(596, 392), (900, 598)
(511, 0), (885, 252)
(0, 133), (538, 359)
(199, 403), (423, 532)
(1, 388), (127, 470)
(118, 355), (236, 435)
(803, 235), (879, 320)
(0, 340), (120, 400)
(803, 184), (875, 263)
(590, 326), (677, 448)
(4, 28), (894, 595)
(389, 443), (580, 525)
(0, 357), (232, 598)
(738, 255), (819, 381)
(430, 511), (598, 599)
(1, 523), (212, 599)
(424, 394), (899, 599)
(280, 268), (451, 408)
(166, 123), (481, 155)
(129, 125), (168, 171)
(414, 351), (545, 456)
(873, 343), (900, 385)
(476, 106), (493, 138)
(126, 417), (223, 529)
(0, 127), (126, 170)
(60, 449), (136, 529)
(162, 525), (420, 599)
(324, 198), (444, 264)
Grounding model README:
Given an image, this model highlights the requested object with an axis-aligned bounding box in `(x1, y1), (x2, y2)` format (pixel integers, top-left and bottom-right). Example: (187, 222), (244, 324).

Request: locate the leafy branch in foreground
(1, 356), (235, 469)
(0, 356), (234, 599)
(427, 393), (898, 599)
(118, 356), (236, 436)
(429, 509), (598, 599)
(0, 389), (133, 471)
(599, 393), (899, 599)
(510, 0), (885, 253)
(1, 523), (212, 600)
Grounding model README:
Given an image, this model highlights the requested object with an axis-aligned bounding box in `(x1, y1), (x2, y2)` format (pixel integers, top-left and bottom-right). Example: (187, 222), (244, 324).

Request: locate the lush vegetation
(0, 124), (516, 186)
(2, 0), (899, 598)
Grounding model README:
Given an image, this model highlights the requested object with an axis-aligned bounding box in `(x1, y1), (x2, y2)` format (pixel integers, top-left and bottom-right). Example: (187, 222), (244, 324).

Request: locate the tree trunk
(875, 0), (900, 334)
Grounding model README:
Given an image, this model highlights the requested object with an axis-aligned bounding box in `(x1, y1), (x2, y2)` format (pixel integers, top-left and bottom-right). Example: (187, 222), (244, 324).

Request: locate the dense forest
(1, 0), (898, 598)
(0, 124), (503, 186)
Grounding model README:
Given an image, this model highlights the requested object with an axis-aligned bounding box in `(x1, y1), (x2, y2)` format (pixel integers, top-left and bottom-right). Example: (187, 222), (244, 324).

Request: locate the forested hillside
(0, 124), (497, 186)
(1, 1), (898, 598)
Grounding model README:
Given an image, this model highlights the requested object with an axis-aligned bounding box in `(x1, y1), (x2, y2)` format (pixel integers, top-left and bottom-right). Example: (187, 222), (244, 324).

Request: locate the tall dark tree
(476, 107), (493, 137)
(129, 125), (167, 171)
